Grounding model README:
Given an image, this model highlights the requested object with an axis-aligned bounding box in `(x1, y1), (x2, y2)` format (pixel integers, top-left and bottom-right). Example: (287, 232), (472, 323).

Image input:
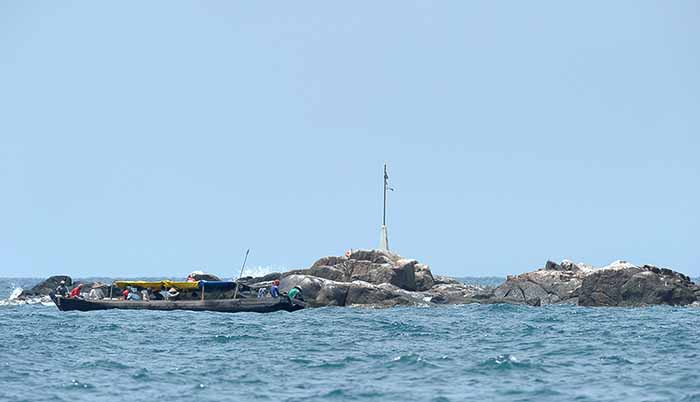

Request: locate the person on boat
(151, 288), (164, 301)
(257, 287), (268, 298)
(68, 284), (84, 299)
(88, 284), (105, 300)
(160, 287), (180, 301)
(270, 279), (280, 298)
(126, 288), (141, 301)
(287, 286), (304, 301)
(121, 289), (130, 300)
(55, 281), (69, 297)
(140, 288), (150, 301)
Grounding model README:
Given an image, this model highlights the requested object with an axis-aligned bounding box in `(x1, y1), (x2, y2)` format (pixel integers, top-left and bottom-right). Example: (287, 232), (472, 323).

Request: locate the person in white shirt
(88, 284), (105, 300)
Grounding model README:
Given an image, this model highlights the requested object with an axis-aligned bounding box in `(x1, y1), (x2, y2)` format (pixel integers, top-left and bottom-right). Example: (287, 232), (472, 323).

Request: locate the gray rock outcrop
(20, 275), (73, 297)
(578, 264), (696, 306)
(493, 260), (698, 307)
(423, 282), (490, 304)
(188, 272), (222, 281)
(278, 274), (413, 307)
(414, 264), (435, 291)
(286, 250), (418, 291)
(276, 249), (486, 307)
(491, 260), (587, 306)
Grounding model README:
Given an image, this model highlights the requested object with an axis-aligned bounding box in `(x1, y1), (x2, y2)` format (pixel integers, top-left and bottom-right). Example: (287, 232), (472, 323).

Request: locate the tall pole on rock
(380, 163), (392, 251)
(383, 163), (388, 227)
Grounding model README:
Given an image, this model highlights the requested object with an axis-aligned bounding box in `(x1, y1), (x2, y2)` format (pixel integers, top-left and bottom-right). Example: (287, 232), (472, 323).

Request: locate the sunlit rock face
(277, 249), (489, 307)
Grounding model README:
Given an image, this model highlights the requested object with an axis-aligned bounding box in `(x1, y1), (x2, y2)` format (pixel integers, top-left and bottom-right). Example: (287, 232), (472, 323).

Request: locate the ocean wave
(65, 379), (95, 390)
(478, 354), (534, 371)
(321, 388), (349, 399)
(320, 388), (387, 400)
(131, 368), (152, 381)
(9, 287), (23, 300)
(241, 265), (286, 278)
(309, 360), (348, 369)
(79, 359), (130, 370)
(386, 353), (440, 369)
(208, 334), (260, 343)
(0, 288), (53, 307)
(599, 355), (634, 365)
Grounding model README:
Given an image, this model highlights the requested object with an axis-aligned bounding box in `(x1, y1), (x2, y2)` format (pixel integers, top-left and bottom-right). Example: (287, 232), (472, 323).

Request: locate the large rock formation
(277, 249), (488, 307)
(20, 275), (72, 297)
(188, 271), (222, 282)
(414, 263), (435, 291)
(493, 260), (698, 307)
(578, 264), (696, 307)
(492, 260), (589, 306)
(425, 282), (490, 304)
(280, 274), (427, 307)
(286, 250), (418, 291)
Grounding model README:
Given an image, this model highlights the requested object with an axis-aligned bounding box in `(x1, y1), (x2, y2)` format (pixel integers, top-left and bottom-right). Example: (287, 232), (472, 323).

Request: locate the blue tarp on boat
(198, 281), (238, 291)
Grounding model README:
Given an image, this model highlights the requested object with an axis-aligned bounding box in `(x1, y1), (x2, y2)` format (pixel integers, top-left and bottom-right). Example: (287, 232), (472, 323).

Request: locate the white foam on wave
(9, 287), (23, 300)
(239, 265), (286, 279)
(0, 287), (52, 307)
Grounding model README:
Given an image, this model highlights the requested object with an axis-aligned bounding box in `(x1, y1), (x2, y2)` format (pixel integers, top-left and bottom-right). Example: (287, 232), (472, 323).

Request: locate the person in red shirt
(68, 284), (84, 299)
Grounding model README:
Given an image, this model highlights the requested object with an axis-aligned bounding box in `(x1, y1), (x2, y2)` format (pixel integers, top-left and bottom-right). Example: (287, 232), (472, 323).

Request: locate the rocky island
(19, 249), (700, 308)
(271, 250), (699, 307)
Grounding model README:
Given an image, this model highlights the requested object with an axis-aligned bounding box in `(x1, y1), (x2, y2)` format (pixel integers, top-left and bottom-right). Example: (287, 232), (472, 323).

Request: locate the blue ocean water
(2, 278), (700, 402)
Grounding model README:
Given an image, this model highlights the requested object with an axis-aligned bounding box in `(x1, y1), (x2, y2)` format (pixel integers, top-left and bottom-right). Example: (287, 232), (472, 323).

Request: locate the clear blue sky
(1, 1), (698, 278)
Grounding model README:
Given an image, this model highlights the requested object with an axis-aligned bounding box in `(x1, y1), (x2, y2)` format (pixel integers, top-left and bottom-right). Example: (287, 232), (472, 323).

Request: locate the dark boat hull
(52, 296), (305, 313)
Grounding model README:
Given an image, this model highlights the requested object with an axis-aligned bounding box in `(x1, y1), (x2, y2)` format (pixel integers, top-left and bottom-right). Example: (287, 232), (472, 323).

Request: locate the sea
(2, 278), (700, 402)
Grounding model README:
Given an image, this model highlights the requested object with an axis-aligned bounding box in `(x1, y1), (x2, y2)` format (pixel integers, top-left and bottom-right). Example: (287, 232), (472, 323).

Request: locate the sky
(1, 1), (698, 278)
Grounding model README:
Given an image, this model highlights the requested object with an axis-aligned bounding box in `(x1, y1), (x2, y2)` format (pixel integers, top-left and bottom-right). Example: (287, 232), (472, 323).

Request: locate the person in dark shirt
(55, 281), (68, 297)
(151, 288), (164, 301)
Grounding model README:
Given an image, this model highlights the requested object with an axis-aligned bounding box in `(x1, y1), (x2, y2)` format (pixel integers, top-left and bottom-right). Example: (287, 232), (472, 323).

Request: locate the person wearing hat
(88, 283), (105, 300)
(156, 286), (179, 301)
(55, 280), (68, 297)
(165, 287), (180, 300)
(270, 279), (280, 298)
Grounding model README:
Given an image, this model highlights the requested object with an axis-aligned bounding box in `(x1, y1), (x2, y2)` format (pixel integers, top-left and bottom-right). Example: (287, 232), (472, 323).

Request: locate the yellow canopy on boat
(113, 280), (200, 290)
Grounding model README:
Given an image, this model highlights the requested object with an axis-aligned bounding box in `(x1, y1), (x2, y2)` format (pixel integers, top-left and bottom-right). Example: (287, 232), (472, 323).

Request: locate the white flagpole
(380, 163), (390, 251)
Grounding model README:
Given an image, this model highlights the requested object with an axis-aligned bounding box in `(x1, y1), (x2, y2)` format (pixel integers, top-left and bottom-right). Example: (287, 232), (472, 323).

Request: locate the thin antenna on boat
(232, 249), (250, 300)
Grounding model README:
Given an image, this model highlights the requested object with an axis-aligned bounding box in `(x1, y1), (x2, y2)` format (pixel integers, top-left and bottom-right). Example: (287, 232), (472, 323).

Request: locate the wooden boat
(52, 295), (305, 313)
